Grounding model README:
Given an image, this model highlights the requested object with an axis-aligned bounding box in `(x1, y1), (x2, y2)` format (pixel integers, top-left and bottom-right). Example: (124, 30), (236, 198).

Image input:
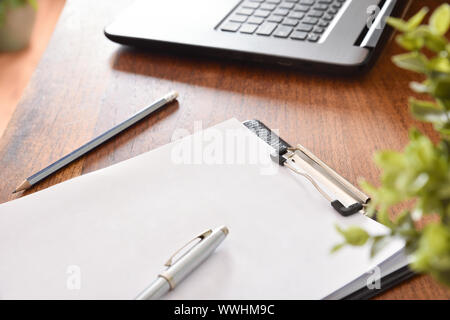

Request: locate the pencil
(13, 91), (179, 193)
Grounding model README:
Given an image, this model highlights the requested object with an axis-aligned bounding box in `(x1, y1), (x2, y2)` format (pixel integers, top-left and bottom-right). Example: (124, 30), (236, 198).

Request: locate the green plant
(0, 0), (37, 27)
(333, 4), (450, 287)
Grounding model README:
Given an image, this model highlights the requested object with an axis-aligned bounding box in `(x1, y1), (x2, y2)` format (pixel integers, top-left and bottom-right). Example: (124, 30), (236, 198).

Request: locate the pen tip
(220, 226), (229, 236)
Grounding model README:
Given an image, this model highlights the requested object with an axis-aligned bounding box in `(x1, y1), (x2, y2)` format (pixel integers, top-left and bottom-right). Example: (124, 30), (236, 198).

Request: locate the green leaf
(335, 225), (370, 246)
(360, 180), (377, 195)
(403, 23), (447, 53)
(396, 33), (425, 51)
(0, 0), (37, 27)
(370, 236), (389, 258)
(406, 7), (430, 31)
(386, 17), (410, 33)
(411, 224), (450, 286)
(7, 0), (26, 9)
(394, 210), (410, 225)
(27, 0), (38, 10)
(377, 209), (395, 229)
(394, 211), (419, 239)
(0, 2), (5, 28)
(427, 57), (450, 73)
(424, 32), (448, 53)
(430, 3), (450, 35)
(410, 81), (429, 93)
(410, 98), (448, 123)
(392, 52), (429, 74)
(439, 98), (450, 111)
(374, 150), (404, 169)
(408, 127), (423, 140)
(387, 8), (429, 33)
(331, 243), (346, 253)
(429, 76), (450, 100)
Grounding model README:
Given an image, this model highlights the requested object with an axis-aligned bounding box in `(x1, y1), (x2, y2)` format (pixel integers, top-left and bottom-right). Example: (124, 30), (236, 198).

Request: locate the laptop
(105, 0), (407, 73)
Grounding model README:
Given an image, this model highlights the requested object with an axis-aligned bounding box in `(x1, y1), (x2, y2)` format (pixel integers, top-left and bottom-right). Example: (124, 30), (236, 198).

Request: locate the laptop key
(240, 23), (258, 34)
(297, 23), (313, 32)
(266, 0), (281, 3)
(267, 15), (284, 23)
(289, 11), (304, 19)
(273, 8), (289, 16)
(221, 21), (241, 32)
(247, 16), (265, 24)
(303, 17), (319, 24)
(282, 18), (299, 26)
(229, 14), (248, 23)
(315, 4), (329, 10)
(322, 13), (334, 21)
(313, 26), (325, 34)
(318, 20), (329, 27)
(308, 33), (320, 42)
(260, 3), (277, 10)
(274, 25), (293, 38)
(242, 1), (260, 9)
(308, 10), (324, 17)
(279, 2), (295, 9)
(236, 8), (255, 16)
(294, 5), (310, 12)
(254, 9), (271, 18)
(299, 0), (314, 5)
(256, 22), (278, 36)
(291, 30), (308, 40)
(328, 8), (338, 14)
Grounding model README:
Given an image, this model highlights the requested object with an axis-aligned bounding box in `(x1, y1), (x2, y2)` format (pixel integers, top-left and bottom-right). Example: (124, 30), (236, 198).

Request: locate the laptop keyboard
(219, 0), (347, 42)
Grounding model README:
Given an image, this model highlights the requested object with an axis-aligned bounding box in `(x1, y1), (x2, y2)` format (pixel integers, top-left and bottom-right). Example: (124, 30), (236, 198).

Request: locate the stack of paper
(0, 119), (407, 299)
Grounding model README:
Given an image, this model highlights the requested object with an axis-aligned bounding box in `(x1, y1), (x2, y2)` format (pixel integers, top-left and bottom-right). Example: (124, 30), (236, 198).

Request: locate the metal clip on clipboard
(243, 120), (370, 217)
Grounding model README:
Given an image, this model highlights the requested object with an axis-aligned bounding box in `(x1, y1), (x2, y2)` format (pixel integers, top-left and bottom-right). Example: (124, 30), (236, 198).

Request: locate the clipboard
(0, 118), (414, 300)
(243, 119), (415, 300)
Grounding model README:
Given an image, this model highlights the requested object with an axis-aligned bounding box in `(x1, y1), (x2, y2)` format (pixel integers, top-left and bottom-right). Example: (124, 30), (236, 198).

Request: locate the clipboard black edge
(342, 266), (415, 300)
(243, 119), (292, 151)
(242, 119), (416, 300)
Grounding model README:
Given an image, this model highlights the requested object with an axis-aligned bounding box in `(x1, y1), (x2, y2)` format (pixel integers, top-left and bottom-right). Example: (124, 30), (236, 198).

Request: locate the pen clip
(164, 229), (213, 267)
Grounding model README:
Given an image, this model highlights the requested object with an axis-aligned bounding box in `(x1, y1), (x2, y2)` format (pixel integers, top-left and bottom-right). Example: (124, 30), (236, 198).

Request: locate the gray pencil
(13, 91), (179, 193)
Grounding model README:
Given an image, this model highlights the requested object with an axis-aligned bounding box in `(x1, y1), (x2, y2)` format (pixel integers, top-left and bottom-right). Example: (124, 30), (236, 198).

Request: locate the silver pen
(135, 226), (229, 300)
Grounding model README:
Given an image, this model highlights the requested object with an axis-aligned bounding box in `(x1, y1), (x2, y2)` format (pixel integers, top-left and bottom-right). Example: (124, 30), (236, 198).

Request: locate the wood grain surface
(0, 0), (65, 137)
(0, 0), (448, 299)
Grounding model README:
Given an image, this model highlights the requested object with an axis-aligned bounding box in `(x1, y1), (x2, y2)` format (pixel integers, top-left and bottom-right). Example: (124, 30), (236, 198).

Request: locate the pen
(135, 226), (229, 300)
(13, 91), (178, 193)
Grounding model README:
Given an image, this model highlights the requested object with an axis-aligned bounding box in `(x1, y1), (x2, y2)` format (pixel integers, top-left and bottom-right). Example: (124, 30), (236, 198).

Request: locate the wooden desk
(0, 0), (65, 137)
(0, 0), (448, 299)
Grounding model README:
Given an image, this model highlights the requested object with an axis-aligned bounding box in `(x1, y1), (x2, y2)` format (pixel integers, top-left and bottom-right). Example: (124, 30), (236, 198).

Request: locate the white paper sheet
(0, 119), (405, 299)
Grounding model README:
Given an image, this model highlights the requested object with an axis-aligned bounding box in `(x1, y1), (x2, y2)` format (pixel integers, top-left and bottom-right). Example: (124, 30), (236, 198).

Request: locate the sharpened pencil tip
(13, 180), (31, 194)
